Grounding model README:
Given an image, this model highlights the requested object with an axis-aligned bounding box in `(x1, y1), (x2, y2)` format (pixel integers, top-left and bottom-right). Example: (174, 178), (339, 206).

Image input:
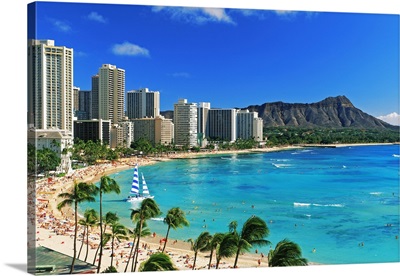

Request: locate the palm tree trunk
(111, 236), (115, 267)
(131, 238), (139, 273)
(162, 225), (171, 253)
(233, 247), (241, 268)
(131, 244), (136, 272)
(77, 227), (86, 259)
(216, 257), (221, 269)
(84, 226), (90, 262)
(70, 202), (78, 274)
(93, 223), (107, 265)
(124, 237), (136, 273)
(133, 220), (143, 272)
(208, 248), (214, 269)
(192, 251), (198, 270)
(97, 192), (103, 273)
(92, 243), (100, 265)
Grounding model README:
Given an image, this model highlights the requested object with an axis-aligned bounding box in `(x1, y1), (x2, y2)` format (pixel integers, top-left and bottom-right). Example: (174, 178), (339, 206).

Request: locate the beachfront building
(110, 120), (134, 148)
(126, 88), (160, 119)
(78, 89), (92, 120)
(73, 86), (80, 112)
(91, 74), (99, 119)
(110, 124), (124, 148)
(27, 128), (74, 174)
(27, 39), (74, 134)
(97, 64), (125, 124)
(155, 115), (174, 146)
(207, 108), (237, 143)
(236, 109), (264, 142)
(73, 119), (111, 145)
(174, 99), (198, 147)
(197, 102), (211, 147)
(131, 115), (174, 146)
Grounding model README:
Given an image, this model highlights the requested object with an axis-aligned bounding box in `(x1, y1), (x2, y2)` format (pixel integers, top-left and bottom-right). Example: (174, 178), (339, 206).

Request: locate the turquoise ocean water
(80, 145), (400, 265)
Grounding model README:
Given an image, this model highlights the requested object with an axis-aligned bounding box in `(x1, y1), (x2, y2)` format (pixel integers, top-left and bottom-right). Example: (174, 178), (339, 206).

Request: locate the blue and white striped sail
(141, 173), (150, 196)
(130, 165), (140, 195)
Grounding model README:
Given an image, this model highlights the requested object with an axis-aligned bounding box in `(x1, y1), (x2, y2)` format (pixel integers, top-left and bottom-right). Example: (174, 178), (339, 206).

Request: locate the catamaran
(126, 164), (154, 202)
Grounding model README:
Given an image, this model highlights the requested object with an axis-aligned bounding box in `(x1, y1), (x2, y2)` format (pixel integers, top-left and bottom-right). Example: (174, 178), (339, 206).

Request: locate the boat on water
(126, 164), (154, 202)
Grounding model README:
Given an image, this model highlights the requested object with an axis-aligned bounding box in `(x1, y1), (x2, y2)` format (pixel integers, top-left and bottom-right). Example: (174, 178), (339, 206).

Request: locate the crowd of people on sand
(30, 150), (285, 271)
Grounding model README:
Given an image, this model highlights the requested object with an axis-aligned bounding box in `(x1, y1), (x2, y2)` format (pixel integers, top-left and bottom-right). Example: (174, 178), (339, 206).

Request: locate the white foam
(294, 202), (344, 208)
(370, 192), (382, 196)
(313, 203), (344, 208)
(293, 202), (311, 207)
(272, 163), (291, 168)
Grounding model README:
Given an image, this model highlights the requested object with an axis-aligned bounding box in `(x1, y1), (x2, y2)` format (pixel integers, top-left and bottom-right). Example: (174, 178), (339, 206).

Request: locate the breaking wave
(272, 163), (292, 168)
(294, 202), (345, 208)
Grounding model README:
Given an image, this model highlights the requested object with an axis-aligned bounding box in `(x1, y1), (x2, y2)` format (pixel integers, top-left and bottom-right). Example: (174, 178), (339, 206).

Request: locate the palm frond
(268, 239), (308, 267)
(139, 253), (177, 271)
(217, 233), (238, 259)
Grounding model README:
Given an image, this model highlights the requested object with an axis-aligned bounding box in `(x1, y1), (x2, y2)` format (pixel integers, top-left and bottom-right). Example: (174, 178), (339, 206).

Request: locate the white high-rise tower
(98, 64), (125, 124)
(27, 39), (74, 133)
(173, 99), (198, 147)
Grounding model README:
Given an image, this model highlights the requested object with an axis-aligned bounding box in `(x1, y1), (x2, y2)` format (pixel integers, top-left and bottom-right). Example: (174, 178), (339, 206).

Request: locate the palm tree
(231, 216), (270, 268)
(228, 221), (238, 234)
(57, 181), (97, 274)
(96, 175), (120, 273)
(92, 230), (111, 266)
(124, 222), (151, 273)
(105, 222), (129, 267)
(187, 231), (212, 270)
(130, 198), (161, 272)
(268, 239), (308, 267)
(215, 233), (237, 269)
(92, 211), (119, 266)
(139, 253), (178, 272)
(162, 207), (189, 253)
(77, 208), (98, 262)
(207, 232), (225, 269)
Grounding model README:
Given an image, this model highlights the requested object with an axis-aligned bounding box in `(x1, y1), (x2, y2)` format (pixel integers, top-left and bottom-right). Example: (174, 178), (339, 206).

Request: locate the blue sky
(30, 1), (399, 123)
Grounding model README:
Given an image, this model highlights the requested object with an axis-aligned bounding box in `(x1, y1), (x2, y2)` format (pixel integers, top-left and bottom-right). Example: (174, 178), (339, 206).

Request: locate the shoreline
(32, 142), (397, 271)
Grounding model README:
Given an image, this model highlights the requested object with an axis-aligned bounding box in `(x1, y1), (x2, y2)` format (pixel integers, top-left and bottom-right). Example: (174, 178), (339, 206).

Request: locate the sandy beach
(31, 143), (395, 272)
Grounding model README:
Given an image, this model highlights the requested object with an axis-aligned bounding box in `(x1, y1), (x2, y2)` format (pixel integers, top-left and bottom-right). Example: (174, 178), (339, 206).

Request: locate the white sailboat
(126, 164), (154, 202)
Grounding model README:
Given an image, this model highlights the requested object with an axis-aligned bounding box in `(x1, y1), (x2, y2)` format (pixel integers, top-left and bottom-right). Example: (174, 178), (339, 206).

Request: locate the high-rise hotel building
(91, 74), (99, 119)
(197, 102), (210, 146)
(174, 99), (198, 147)
(126, 88), (160, 119)
(207, 108), (237, 142)
(27, 39), (74, 133)
(236, 109), (264, 141)
(97, 64), (125, 124)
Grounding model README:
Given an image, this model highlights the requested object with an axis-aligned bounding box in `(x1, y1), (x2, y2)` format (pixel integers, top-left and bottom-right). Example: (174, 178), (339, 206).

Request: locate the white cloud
(274, 10), (299, 19)
(152, 6), (235, 25)
(112, 42), (150, 57)
(377, 112), (400, 126)
(87, 11), (107, 23)
(234, 9), (268, 19)
(53, 20), (71, 32)
(169, 72), (190, 78)
(275, 10), (297, 15)
(273, 10), (317, 20)
(202, 8), (233, 23)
